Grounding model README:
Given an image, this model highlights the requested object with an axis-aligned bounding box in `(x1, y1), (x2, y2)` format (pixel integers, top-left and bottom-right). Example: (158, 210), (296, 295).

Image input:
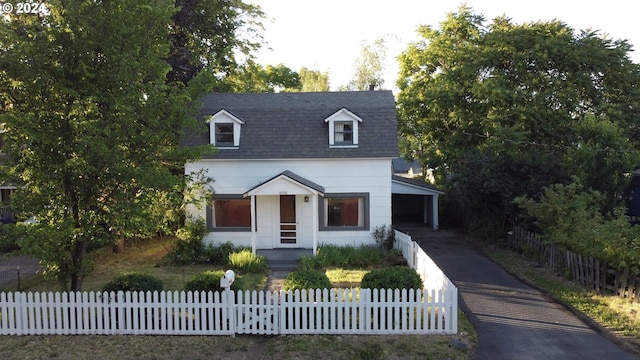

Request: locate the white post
(312, 194), (318, 255)
(432, 195), (439, 230)
(250, 195), (256, 255)
(220, 270), (236, 337)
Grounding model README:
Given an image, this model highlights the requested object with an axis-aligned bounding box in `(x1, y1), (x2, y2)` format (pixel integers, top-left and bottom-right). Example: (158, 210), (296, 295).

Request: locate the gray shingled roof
(184, 91), (398, 159)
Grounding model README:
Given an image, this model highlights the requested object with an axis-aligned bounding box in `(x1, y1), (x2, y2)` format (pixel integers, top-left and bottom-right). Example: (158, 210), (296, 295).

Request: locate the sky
(249, 0), (640, 92)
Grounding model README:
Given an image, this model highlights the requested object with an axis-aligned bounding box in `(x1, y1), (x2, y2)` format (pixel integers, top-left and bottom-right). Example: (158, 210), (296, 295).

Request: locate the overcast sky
(249, 0), (640, 92)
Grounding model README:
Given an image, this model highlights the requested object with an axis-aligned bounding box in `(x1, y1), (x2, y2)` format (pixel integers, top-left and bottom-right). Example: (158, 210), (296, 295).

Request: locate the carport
(391, 175), (444, 229)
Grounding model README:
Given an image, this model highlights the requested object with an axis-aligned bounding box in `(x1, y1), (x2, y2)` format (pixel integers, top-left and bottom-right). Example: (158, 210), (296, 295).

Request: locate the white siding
(186, 158), (392, 249)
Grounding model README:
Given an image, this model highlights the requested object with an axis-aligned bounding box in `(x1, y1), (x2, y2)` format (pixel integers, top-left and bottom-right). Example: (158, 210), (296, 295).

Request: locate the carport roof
(392, 175), (444, 196)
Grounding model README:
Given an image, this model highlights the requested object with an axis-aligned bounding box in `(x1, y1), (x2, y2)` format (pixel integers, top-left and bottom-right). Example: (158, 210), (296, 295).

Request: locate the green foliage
(0, 224), (25, 253)
(202, 241), (236, 265)
(223, 61), (301, 92)
(167, 0), (265, 85)
(297, 245), (403, 271)
(0, 0), (212, 291)
(340, 37), (389, 91)
(184, 270), (243, 292)
(229, 249), (268, 274)
(371, 225), (395, 250)
(361, 266), (423, 290)
(296, 255), (322, 271)
(283, 270), (333, 291)
(397, 5), (640, 236)
(102, 273), (164, 293)
(163, 218), (208, 265)
(299, 67), (330, 92)
(516, 182), (640, 271)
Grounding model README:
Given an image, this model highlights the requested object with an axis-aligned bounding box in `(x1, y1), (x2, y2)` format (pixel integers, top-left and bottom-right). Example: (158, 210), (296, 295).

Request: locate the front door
(279, 195), (296, 244)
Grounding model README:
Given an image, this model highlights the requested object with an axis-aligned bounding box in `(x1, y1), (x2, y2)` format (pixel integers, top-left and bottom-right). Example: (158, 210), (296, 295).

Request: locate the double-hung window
(334, 122), (353, 144)
(215, 123), (234, 146)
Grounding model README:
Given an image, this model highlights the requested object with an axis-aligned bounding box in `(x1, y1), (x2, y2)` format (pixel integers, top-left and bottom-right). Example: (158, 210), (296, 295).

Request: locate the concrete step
(268, 260), (299, 271)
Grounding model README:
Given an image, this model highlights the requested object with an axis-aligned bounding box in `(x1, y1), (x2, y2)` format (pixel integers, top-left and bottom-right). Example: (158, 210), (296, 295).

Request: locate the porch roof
(243, 170), (325, 197)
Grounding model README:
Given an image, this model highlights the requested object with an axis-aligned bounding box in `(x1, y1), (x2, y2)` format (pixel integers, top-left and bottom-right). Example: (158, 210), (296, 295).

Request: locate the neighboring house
(184, 91), (440, 254)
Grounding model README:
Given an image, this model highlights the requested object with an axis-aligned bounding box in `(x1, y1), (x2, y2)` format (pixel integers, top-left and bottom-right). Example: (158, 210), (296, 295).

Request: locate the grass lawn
(3, 237), (267, 292)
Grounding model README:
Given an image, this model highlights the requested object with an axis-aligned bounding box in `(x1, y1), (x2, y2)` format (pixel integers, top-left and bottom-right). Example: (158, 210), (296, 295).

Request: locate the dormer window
(209, 109), (244, 148)
(215, 123), (234, 146)
(324, 108), (362, 148)
(334, 122), (353, 144)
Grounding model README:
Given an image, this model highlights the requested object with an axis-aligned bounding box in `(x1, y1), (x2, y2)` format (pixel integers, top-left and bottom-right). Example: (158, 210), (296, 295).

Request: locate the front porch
(244, 170), (325, 255)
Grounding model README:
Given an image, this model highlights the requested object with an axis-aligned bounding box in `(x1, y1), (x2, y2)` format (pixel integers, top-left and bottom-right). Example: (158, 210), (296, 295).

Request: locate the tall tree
(168, 0), (265, 85)
(340, 37), (389, 91)
(299, 67), (330, 92)
(397, 5), (640, 231)
(0, 0), (207, 291)
(224, 61), (301, 92)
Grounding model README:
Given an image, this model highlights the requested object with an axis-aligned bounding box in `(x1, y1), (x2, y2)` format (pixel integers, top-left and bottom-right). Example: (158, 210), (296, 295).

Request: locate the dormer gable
(324, 108), (363, 148)
(208, 109), (245, 148)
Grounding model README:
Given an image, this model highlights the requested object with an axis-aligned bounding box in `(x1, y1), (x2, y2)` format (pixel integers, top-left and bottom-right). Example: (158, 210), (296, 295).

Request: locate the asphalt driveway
(396, 225), (638, 360)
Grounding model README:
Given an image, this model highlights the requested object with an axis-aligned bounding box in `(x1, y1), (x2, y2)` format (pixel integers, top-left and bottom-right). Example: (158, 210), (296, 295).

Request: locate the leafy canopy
(0, 0), (210, 291)
(397, 5), (640, 232)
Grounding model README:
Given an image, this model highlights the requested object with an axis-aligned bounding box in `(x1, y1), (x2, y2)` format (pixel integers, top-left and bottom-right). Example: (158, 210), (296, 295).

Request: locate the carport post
(432, 195), (439, 230)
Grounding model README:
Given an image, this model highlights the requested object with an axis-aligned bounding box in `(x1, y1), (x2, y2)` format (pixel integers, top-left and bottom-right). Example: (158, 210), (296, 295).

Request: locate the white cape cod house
(185, 91), (438, 254)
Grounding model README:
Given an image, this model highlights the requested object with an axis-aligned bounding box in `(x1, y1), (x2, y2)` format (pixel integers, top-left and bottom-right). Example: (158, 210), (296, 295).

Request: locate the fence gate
(234, 290), (279, 335)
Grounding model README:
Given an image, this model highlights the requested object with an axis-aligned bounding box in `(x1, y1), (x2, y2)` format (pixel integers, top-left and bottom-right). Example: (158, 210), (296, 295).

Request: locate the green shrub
(372, 225), (395, 250)
(229, 249), (268, 273)
(203, 241), (236, 265)
(296, 255), (322, 271)
(361, 266), (423, 290)
(163, 218), (207, 265)
(314, 244), (398, 269)
(283, 270), (332, 291)
(102, 273), (164, 293)
(0, 223), (21, 252)
(184, 270), (243, 292)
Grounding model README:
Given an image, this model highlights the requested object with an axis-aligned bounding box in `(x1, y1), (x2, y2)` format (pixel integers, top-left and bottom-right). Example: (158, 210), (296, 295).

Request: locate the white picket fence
(0, 231), (458, 336)
(394, 230), (457, 294)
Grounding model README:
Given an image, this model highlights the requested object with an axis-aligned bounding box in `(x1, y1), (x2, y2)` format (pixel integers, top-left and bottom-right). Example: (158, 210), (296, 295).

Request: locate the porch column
(432, 195), (439, 230)
(312, 194), (318, 255)
(250, 194), (256, 254)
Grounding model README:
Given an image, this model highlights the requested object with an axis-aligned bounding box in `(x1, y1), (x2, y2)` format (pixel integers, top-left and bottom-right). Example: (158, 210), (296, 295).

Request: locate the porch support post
(312, 194), (318, 256)
(432, 195), (439, 230)
(250, 194), (256, 254)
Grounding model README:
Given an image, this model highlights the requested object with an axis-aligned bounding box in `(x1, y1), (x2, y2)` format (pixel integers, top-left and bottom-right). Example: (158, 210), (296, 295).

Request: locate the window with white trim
(334, 122), (353, 144)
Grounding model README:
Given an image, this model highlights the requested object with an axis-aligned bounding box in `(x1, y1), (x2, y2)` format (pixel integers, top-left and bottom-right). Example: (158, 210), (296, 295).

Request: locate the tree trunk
(112, 238), (126, 253)
(70, 239), (87, 292)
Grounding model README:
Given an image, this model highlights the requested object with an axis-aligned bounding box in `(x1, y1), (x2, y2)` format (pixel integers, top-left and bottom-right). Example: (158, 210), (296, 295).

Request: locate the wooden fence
(509, 227), (640, 302)
(0, 231), (458, 336)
